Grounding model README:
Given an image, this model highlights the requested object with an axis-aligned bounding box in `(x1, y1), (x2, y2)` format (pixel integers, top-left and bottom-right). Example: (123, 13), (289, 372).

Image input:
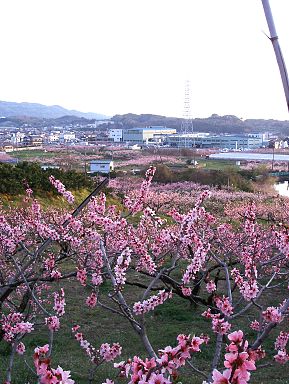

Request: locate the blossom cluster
(123, 166), (156, 214)
(133, 290), (173, 315)
(206, 280), (217, 293)
(262, 306), (283, 323)
(76, 267), (87, 286)
(212, 330), (264, 384)
(0, 312), (34, 343)
(72, 325), (122, 365)
(49, 175), (74, 204)
(214, 296), (233, 317)
(202, 309), (231, 335)
(45, 316), (60, 331)
(33, 344), (74, 384)
(274, 331), (289, 364)
(85, 291), (97, 308)
(231, 269), (259, 302)
(53, 288), (66, 316)
(243, 202), (256, 236)
(106, 333), (206, 384)
(114, 248), (132, 287)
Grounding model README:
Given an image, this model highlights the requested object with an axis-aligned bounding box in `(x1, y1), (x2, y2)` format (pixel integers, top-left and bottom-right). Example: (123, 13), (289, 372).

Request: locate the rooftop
(209, 152), (289, 161)
(127, 126), (175, 131)
(90, 159), (113, 164)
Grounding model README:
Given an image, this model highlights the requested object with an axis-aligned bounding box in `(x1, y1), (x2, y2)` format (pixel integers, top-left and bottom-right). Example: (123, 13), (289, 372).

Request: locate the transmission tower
(180, 80), (194, 148)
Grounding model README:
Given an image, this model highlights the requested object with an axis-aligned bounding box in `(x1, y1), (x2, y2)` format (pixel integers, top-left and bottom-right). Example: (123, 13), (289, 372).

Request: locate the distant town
(0, 116), (288, 154)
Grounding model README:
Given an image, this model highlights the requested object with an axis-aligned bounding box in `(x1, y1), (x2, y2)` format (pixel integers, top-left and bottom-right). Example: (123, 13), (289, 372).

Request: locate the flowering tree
(0, 167), (288, 383)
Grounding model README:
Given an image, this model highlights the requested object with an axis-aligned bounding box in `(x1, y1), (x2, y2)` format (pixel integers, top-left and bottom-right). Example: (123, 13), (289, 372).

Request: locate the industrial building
(165, 133), (267, 150)
(108, 128), (123, 142)
(123, 126), (176, 144)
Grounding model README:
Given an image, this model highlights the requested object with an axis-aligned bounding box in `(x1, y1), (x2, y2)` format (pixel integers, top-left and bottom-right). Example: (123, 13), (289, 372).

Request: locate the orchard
(0, 166), (288, 383)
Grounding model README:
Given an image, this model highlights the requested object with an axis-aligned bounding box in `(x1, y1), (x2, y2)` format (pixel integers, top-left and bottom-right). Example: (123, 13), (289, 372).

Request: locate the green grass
(1, 274), (288, 383)
(9, 150), (59, 159)
(197, 159), (239, 170)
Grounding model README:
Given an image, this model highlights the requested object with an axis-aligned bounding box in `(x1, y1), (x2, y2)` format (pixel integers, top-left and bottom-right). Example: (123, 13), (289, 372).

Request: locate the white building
(108, 128), (123, 142)
(47, 132), (60, 143)
(59, 132), (76, 143)
(90, 160), (114, 174)
(123, 126), (176, 144)
(11, 132), (25, 144)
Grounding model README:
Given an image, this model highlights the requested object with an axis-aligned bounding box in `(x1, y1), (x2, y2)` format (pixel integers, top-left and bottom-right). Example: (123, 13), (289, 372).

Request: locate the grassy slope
(0, 273), (288, 383)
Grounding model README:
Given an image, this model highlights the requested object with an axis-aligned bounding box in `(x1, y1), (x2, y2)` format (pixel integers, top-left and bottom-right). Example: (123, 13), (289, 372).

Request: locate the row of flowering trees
(0, 167), (288, 383)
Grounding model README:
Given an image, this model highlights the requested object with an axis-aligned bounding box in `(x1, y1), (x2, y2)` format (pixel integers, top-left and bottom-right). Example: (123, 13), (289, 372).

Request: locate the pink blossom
(51, 366), (74, 384)
(214, 296), (233, 316)
(212, 368), (231, 384)
(274, 350), (289, 364)
(76, 268), (87, 286)
(114, 248), (132, 286)
(227, 330), (243, 344)
(262, 306), (282, 323)
(133, 290), (173, 315)
(16, 342), (26, 355)
(206, 280), (216, 293)
(275, 331), (289, 351)
(147, 372), (171, 383)
(49, 175), (75, 204)
(53, 289), (66, 316)
(45, 316), (60, 331)
(92, 273), (103, 286)
(250, 320), (260, 331)
(85, 292), (97, 308)
(181, 287), (192, 296)
(99, 342), (122, 361)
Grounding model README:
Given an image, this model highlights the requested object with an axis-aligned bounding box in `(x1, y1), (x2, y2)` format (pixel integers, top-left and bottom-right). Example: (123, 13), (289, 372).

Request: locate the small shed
(90, 160), (114, 174)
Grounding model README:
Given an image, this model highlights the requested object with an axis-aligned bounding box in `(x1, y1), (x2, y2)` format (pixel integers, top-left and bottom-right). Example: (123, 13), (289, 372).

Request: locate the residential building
(47, 132), (60, 143)
(59, 132), (76, 143)
(22, 135), (43, 147)
(11, 132), (25, 145)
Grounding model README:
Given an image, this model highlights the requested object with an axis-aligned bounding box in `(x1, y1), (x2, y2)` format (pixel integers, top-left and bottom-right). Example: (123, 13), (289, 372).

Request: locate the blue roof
(127, 126), (174, 131)
(90, 159), (113, 164)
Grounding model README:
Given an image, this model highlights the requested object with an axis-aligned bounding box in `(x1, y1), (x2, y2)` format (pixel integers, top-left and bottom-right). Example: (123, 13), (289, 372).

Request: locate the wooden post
(261, 0), (289, 112)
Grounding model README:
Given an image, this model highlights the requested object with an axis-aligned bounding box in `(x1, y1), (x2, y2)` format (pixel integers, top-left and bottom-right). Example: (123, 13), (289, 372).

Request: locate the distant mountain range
(0, 101), (108, 120)
(1, 100), (289, 135)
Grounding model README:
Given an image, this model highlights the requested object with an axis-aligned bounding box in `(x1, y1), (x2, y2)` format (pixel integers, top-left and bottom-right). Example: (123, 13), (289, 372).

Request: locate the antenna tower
(180, 80), (193, 147)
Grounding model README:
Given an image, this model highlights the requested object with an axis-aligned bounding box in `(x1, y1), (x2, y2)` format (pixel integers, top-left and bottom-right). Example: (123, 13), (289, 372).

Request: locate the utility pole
(261, 0), (289, 112)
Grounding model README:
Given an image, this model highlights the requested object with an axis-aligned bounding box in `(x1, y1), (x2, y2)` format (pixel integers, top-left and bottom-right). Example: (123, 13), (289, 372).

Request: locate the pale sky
(1, 0), (289, 120)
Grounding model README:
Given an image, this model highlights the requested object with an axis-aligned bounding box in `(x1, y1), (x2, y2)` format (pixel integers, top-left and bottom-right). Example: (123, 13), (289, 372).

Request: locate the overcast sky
(1, 0), (289, 120)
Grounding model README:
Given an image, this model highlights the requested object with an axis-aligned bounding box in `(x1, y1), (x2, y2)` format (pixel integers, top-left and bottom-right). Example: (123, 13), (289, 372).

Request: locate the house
(22, 135), (43, 147)
(59, 132), (76, 143)
(89, 160), (114, 174)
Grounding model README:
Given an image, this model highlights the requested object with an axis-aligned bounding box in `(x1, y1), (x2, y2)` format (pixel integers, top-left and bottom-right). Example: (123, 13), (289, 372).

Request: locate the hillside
(0, 100), (107, 120)
(1, 100), (289, 134)
(112, 113), (289, 135)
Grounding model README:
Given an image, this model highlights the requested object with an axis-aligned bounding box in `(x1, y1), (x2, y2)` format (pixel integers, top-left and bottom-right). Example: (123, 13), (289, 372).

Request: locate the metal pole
(261, 0), (289, 111)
